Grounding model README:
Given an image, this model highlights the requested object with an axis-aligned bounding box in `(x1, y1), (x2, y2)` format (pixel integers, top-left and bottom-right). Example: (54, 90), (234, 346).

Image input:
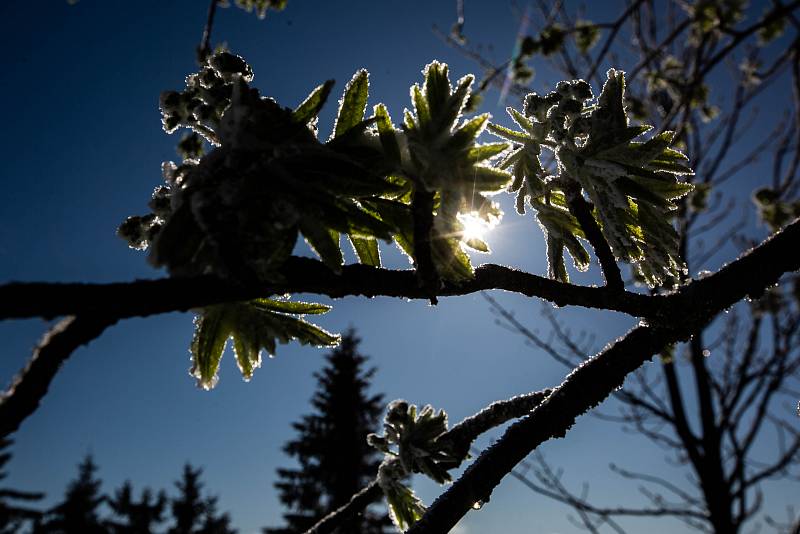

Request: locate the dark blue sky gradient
(0, 1), (795, 533)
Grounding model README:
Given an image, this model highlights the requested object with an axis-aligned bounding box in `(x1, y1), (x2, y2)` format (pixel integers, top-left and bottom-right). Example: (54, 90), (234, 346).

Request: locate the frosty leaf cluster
(402, 61), (511, 281)
(368, 400), (466, 531)
(489, 69), (693, 287)
(120, 52), (694, 389)
(368, 400), (463, 484)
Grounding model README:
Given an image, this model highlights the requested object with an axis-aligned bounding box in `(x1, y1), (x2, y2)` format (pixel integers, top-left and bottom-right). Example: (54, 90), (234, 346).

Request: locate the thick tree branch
(0, 315), (117, 438)
(1, 219), (798, 442)
(6, 211), (792, 324)
(0, 260), (660, 321)
(409, 324), (684, 533)
(407, 219), (800, 533)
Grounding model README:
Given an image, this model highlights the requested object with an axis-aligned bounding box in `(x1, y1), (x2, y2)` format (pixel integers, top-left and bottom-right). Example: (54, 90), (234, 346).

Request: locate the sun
(458, 212), (493, 242)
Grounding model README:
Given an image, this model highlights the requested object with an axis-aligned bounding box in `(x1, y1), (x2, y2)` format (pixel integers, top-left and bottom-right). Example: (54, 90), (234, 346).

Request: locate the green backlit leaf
(190, 299), (338, 389)
(374, 103), (401, 166)
(300, 220), (343, 272)
(467, 143), (508, 163)
(334, 69), (369, 138)
(446, 113), (489, 151)
(350, 235), (381, 266)
(190, 306), (231, 390)
(293, 80), (335, 125)
(487, 123), (530, 143)
(253, 299), (332, 315)
(411, 84), (431, 128)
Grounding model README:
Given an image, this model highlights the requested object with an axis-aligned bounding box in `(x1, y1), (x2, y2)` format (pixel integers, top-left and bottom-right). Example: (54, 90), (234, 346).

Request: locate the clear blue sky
(0, 1), (794, 533)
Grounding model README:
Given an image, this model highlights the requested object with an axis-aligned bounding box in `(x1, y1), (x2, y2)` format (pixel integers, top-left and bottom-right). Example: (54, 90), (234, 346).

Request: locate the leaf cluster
(753, 187), (800, 232)
(218, 0), (287, 19)
(402, 61), (511, 281)
(366, 399), (484, 531)
(490, 69), (693, 287)
(368, 400), (463, 485)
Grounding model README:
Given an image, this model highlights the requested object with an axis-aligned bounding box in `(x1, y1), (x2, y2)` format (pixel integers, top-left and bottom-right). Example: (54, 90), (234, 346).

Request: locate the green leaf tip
(293, 79), (335, 125)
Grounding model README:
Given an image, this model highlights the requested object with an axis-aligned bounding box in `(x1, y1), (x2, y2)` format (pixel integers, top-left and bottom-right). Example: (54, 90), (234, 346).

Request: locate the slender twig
(586, 0), (647, 82)
(304, 480), (383, 534)
(198, 0), (219, 63)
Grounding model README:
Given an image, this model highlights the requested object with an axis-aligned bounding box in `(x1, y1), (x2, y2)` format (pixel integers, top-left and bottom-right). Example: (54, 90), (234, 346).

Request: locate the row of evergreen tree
(2, 449), (235, 534)
(1, 330), (392, 533)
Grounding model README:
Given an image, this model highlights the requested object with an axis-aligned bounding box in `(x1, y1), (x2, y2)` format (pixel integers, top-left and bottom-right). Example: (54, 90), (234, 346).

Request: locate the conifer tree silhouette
(0, 438), (42, 533)
(37, 454), (106, 534)
(265, 329), (392, 534)
(168, 464), (235, 534)
(106, 480), (166, 534)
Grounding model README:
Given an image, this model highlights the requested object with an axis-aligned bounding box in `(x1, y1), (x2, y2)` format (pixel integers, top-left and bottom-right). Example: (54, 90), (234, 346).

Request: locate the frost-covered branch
(0, 259), (661, 321)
